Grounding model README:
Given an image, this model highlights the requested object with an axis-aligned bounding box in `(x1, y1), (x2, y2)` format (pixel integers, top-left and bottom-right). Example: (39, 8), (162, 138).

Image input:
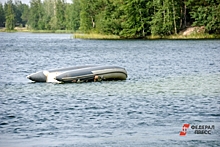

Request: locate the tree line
(0, 0), (219, 38)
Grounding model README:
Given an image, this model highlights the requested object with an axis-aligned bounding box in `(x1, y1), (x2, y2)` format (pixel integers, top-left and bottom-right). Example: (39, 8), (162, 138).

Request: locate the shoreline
(74, 33), (220, 40)
(0, 27), (76, 34)
(1, 27), (220, 40)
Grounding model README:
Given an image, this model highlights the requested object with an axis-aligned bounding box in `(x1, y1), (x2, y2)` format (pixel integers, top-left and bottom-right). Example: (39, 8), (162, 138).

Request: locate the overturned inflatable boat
(27, 65), (127, 83)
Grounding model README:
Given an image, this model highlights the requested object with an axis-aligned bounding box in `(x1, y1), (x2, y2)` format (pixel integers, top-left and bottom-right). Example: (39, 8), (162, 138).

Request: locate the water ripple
(0, 33), (219, 146)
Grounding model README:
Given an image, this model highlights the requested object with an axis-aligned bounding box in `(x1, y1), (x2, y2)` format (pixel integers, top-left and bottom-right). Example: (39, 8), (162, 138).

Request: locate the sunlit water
(0, 32), (220, 146)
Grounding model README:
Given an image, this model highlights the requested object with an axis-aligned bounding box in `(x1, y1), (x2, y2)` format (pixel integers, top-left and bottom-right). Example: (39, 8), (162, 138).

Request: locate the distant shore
(74, 33), (220, 40)
(0, 27), (75, 34)
(1, 27), (219, 40)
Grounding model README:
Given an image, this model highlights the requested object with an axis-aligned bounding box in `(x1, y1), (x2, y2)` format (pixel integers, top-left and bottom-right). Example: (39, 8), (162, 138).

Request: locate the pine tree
(65, 1), (80, 31)
(43, 0), (55, 30)
(5, 0), (15, 30)
(0, 2), (5, 27)
(20, 3), (29, 27)
(119, 0), (152, 38)
(29, 0), (44, 30)
(95, 0), (120, 35)
(56, 0), (66, 30)
(14, 1), (29, 27)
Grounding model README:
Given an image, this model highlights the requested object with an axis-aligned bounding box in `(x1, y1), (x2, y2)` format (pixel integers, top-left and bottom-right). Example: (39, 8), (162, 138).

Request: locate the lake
(0, 32), (220, 146)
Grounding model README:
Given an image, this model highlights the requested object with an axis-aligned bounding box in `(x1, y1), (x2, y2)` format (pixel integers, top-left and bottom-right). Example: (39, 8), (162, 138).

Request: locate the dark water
(0, 32), (220, 147)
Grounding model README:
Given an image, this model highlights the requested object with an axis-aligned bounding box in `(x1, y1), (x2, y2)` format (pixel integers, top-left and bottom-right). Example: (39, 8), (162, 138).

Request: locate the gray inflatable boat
(27, 65), (127, 83)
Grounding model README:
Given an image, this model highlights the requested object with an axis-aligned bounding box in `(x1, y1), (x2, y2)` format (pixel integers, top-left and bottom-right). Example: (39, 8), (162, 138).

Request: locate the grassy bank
(74, 33), (120, 40)
(74, 33), (220, 40)
(30, 29), (75, 33)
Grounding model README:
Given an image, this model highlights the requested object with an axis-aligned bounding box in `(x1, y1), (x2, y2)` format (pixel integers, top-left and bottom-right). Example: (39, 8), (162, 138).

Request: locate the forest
(0, 0), (219, 38)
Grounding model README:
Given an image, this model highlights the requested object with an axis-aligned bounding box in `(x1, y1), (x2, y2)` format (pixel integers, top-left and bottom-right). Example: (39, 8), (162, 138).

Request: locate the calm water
(0, 32), (220, 147)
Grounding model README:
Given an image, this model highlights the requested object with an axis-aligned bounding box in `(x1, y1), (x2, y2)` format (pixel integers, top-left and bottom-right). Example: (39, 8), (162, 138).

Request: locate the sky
(0, 0), (72, 4)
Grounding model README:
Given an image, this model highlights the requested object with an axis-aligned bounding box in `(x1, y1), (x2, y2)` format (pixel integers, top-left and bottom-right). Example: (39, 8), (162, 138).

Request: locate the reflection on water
(0, 32), (220, 146)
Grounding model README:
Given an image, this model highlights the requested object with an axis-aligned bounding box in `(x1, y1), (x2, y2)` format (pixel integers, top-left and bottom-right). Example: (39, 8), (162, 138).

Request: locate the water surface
(0, 32), (220, 146)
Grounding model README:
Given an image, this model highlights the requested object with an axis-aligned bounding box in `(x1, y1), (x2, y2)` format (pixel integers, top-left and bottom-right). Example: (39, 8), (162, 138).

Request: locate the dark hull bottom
(27, 65), (127, 83)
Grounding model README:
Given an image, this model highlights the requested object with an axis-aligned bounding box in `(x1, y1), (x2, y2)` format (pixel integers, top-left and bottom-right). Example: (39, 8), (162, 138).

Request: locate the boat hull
(27, 65), (127, 83)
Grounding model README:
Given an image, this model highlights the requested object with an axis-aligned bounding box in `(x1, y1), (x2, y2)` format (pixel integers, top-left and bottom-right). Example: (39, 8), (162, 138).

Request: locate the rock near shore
(182, 26), (205, 36)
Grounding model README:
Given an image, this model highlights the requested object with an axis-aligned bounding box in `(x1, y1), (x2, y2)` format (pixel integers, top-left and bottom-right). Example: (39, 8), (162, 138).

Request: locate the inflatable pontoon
(27, 65), (127, 83)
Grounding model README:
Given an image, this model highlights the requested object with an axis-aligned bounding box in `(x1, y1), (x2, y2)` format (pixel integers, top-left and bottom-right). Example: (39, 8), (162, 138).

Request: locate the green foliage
(190, 1), (220, 34)
(95, 0), (122, 35)
(68, 0), (80, 31)
(65, 3), (79, 31)
(14, 1), (22, 26)
(56, 0), (66, 30)
(42, 0), (55, 30)
(20, 4), (29, 27)
(150, 0), (178, 36)
(79, 0), (99, 33)
(29, 0), (42, 29)
(119, 0), (149, 38)
(0, 3), (5, 27)
(5, 0), (15, 30)
(1, 0), (219, 37)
